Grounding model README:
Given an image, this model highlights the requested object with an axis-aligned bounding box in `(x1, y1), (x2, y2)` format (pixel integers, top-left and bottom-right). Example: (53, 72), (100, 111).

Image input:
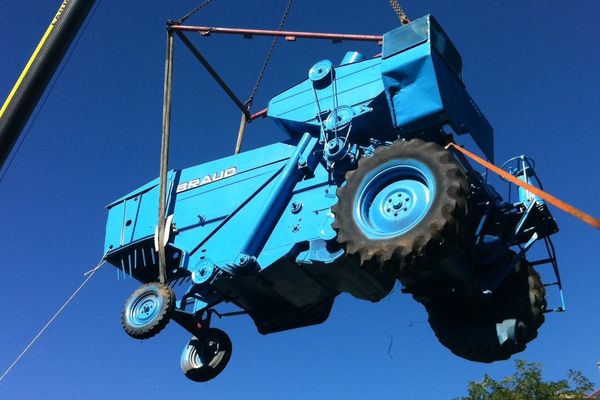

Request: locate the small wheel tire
(181, 329), (232, 382)
(426, 256), (546, 362)
(332, 139), (468, 278)
(121, 282), (175, 340)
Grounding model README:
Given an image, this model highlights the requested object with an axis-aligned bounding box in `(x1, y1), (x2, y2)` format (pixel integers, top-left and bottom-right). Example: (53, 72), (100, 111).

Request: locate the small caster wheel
(180, 328), (232, 382)
(121, 282), (175, 340)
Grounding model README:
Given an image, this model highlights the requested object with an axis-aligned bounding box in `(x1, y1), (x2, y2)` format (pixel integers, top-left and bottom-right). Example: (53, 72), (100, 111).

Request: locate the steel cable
(0, 259), (106, 383)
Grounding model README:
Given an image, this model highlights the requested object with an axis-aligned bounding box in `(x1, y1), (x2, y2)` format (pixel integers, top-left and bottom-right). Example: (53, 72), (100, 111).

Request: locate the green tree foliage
(457, 360), (594, 400)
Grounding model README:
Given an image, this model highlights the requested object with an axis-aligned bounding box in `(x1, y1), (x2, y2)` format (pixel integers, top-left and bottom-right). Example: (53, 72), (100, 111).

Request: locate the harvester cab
(103, 15), (562, 382)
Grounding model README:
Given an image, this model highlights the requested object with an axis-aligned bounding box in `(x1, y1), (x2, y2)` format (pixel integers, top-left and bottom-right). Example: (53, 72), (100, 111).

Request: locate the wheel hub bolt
(391, 197), (404, 210)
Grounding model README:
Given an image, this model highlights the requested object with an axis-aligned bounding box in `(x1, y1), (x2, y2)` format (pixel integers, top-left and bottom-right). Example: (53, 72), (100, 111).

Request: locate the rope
(446, 143), (600, 230)
(388, 0), (411, 25)
(0, 259), (106, 383)
(245, 0), (293, 110)
(157, 30), (174, 284)
(173, 0), (215, 25)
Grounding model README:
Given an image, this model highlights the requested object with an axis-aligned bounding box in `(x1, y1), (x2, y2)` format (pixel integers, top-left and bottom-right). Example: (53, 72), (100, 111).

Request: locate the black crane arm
(0, 0), (96, 169)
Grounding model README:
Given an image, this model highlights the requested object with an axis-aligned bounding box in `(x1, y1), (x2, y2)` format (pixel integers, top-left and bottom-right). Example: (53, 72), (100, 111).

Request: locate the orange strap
(446, 143), (600, 230)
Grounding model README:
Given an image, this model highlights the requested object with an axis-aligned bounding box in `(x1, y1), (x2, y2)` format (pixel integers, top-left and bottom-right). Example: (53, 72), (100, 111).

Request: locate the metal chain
(173, 0), (215, 25)
(388, 0), (410, 25)
(245, 0), (293, 110)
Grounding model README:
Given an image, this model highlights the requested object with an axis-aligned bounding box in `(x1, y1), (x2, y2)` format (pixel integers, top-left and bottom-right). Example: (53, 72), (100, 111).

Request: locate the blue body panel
(268, 15), (494, 161)
(268, 57), (395, 144)
(105, 137), (389, 332)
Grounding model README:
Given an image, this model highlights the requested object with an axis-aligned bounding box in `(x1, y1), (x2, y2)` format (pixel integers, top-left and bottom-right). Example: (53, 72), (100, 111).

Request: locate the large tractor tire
(121, 282), (175, 340)
(425, 256), (546, 362)
(332, 139), (468, 278)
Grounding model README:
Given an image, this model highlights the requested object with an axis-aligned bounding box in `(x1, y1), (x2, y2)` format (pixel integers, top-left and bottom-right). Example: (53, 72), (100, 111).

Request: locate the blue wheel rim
(126, 288), (163, 328)
(354, 159), (436, 239)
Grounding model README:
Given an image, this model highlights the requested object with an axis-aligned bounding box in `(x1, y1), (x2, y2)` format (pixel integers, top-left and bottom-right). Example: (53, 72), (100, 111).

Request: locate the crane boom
(0, 0), (96, 169)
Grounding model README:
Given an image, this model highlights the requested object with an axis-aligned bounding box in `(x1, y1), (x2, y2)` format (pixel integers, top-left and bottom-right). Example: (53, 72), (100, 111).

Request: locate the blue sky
(0, 1), (598, 399)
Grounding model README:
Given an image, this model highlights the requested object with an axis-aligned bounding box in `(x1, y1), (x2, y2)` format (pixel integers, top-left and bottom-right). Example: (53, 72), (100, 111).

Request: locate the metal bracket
(483, 232), (538, 294)
(173, 30), (251, 121)
(154, 214), (174, 252)
(231, 253), (258, 274)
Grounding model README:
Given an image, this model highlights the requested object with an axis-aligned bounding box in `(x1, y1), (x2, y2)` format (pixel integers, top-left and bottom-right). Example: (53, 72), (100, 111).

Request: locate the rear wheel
(181, 328), (232, 382)
(332, 139), (468, 278)
(425, 256), (546, 362)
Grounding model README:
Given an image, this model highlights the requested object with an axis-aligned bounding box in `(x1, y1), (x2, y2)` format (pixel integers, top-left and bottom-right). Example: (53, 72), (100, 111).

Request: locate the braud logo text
(176, 167), (237, 194)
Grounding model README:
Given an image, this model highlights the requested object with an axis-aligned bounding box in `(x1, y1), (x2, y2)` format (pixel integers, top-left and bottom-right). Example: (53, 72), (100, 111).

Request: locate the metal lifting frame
(155, 23), (383, 284)
(171, 24), (384, 43)
(170, 24), (383, 122)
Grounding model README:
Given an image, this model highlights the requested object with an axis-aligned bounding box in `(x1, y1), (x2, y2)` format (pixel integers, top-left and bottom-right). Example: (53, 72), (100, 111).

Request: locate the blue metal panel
(121, 195), (141, 244)
(257, 162), (336, 267)
(382, 16), (429, 58)
(431, 52), (494, 161)
(381, 44), (445, 130)
(340, 51), (365, 65)
(268, 57), (388, 139)
(268, 14), (492, 159)
(171, 143), (296, 270)
(380, 15), (494, 160)
(104, 171), (177, 254)
(236, 134), (317, 263)
(104, 201), (124, 253)
(382, 15), (463, 81)
(104, 184), (160, 253)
